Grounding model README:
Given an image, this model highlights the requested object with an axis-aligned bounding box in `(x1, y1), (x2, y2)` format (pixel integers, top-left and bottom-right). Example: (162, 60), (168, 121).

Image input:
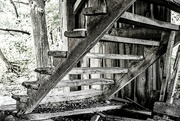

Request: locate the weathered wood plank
(102, 35), (160, 46)
(103, 32), (170, 99)
(73, 0), (85, 14)
(48, 51), (67, 58)
(56, 78), (114, 87)
(22, 78), (114, 89)
(86, 53), (144, 60)
(35, 67), (128, 75)
(23, 105), (123, 120)
(159, 31), (176, 102)
(21, 0), (136, 114)
(154, 102), (180, 118)
(70, 67), (128, 74)
(40, 89), (103, 104)
(120, 12), (179, 30)
(64, 29), (86, 38)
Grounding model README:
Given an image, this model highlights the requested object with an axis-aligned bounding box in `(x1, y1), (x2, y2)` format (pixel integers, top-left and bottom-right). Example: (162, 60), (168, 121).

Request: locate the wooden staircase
(1, 0), (180, 120)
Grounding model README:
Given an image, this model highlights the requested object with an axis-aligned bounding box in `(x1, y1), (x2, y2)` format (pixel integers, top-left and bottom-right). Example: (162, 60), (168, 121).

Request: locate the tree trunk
(29, 0), (50, 82)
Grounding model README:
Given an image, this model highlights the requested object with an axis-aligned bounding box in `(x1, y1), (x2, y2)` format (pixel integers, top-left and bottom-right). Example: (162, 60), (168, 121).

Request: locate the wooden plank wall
(56, 0), (170, 108)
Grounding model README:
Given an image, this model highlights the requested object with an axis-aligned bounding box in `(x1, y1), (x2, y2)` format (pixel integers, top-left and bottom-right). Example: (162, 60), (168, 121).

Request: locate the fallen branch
(0, 28), (30, 35)
(14, 1), (29, 5)
(9, 0), (19, 18)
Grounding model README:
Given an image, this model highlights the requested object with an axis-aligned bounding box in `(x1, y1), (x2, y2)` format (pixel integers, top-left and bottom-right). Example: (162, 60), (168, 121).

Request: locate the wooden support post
(159, 31), (176, 102)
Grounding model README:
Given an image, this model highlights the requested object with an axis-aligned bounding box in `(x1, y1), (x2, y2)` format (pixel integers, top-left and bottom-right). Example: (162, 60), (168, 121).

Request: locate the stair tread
(23, 100), (125, 120)
(48, 51), (67, 58)
(22, 78), (114, 89)
(41, 89), (103, 104)
(86, 53), (144, 60)
(35, 67), (129, 75)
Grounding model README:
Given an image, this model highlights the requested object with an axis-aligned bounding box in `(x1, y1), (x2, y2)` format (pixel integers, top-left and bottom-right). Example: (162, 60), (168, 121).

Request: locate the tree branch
(14, 1), (29, 5)
(9, 0), (19, 18)
(0, 28), (30, 35)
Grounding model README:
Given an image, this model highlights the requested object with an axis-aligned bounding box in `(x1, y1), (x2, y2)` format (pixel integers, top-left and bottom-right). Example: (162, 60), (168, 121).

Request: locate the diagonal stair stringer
(19, 0), (137, 114)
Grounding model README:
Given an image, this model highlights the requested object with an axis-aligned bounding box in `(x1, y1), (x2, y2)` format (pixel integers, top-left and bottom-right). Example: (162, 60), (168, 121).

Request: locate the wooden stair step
(101, 34), (160, 46)
(40, 89), (103, 104)
(22, 101), (124, 120)
(86, 53), (144, 60)
(48, 51), (67, 58)
(35, 67), (128, 75)
(22, 81), (40, 90)
(83, 5), (107, 15)
(11, 95), (28, 103)
(64, 29), (86, 38)
(120, 12), (179, 30)
(22, 0), (136, 114)
(22, 78), (114, 90)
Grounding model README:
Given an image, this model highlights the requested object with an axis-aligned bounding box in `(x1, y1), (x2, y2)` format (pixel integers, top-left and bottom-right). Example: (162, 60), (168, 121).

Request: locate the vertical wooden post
(159, 31), (176, 102)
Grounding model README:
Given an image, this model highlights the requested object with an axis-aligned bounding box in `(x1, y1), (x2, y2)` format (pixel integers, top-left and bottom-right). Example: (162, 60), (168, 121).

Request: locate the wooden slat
(70, 67), (128, 74)
(56, 78), (114, 87)
(22, 78), (114, 89)
(86, 53), (144, 60)
(120, 12), (179, 30)
(22, 0), (136, 114)
(101, 35), (160, 46)
(48, 51), (67, 58)
(64, 29), (86, 38)
(154, 102), (180, 118)
(90, 115), (101, 121)
(73, 0), (85, 14)
(40, 89), (102, 104)
(103, 32), (170, 99)
(35, 67), (128, 75)
(23, 105), (123, 120)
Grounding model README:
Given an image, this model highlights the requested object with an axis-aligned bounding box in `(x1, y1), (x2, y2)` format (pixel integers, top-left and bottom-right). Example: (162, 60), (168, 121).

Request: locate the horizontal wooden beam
(22, 0), (136, 114)
(120, 12), (179, 31)
(70, 67), (128, 74)
(102, 35), (160, 46)
(73, 0), (85, 14)
(35, 67), (128, 75)
(23, 105), (123, 120)
(154, 102), (180, 118)
(48, 51), (67, 58)
(86, 53), (144, 60)
(40, 89), (102, 104)
(56, 78), (114, 87)
(23, 78), (114, 89)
